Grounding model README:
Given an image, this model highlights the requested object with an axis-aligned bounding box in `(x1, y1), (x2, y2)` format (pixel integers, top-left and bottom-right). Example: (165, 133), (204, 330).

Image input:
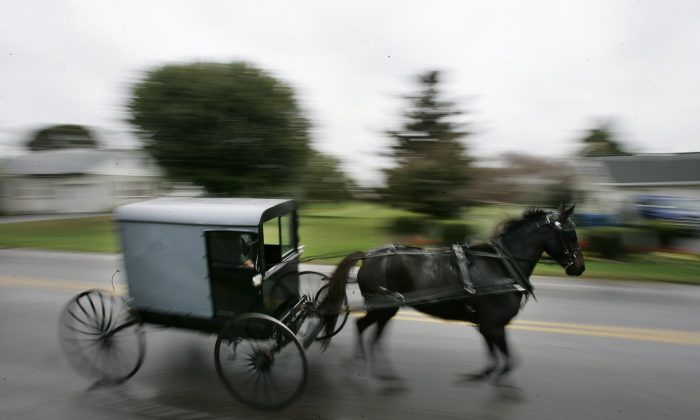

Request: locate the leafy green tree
(579, 121), (629, 157)
(128, 62), (312, 197)
(383, 71), (473, 218)
(301, 151), (356, 201)
(27, 124), (99, 151)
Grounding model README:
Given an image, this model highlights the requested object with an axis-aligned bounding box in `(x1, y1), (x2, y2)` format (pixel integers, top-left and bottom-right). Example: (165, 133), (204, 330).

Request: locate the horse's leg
(491, 326), (517, 385)
(468, 324), (500, 381)
(368, 307), (400, 380)
(354, 310), (380, 359)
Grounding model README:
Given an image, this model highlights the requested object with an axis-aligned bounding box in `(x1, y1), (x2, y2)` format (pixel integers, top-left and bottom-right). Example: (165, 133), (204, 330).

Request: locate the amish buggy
(58, 198), (346, 410)
(58, 198), (584, 409)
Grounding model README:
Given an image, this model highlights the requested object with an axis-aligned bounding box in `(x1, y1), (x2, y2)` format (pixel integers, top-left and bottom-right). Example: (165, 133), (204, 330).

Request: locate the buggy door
(205, 230), (262, 317)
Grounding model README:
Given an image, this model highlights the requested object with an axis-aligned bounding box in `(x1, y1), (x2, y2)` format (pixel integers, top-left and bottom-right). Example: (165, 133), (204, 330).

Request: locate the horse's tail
(319, 251), (364, 350)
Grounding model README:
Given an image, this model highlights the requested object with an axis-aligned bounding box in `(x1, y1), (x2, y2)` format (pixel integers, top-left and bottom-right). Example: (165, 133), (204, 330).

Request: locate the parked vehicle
(635, 196), (700, 225)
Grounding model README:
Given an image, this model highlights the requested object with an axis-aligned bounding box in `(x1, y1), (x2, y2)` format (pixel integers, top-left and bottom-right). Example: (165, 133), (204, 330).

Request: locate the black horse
(322, 204), (585, 384)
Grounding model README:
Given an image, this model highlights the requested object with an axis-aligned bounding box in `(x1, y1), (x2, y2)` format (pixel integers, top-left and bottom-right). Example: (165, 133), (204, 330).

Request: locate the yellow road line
(3, 275), (699, 346)
(354, 311), (700, 346)
(0, 276), (125, 293)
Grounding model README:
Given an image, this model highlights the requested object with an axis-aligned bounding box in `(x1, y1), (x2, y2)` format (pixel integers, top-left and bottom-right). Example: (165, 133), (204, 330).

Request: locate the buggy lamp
(252, 274), (263, 288)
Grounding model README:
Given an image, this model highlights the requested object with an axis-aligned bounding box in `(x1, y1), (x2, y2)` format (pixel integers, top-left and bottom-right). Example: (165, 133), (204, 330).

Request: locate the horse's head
(542, 203), (585, 276)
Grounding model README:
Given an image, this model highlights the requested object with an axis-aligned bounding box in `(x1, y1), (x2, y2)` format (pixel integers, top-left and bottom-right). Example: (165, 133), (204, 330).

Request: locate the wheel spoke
(64, 337), (101, 344)
(67, 307), (97, 330)
(75, 297), (91, 320)
(98, 293), (106, 332)
(104, 295), (116, 332)
(62, 322), (103, 336)
(85, 294), (98, 321)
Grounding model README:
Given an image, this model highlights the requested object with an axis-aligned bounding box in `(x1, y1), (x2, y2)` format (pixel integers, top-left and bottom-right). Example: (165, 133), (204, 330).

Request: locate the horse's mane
(491, 208), (548, 240)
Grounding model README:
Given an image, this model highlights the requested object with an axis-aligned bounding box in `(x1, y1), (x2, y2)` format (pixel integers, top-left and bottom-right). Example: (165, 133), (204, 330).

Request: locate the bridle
(541, 214), (581, 269)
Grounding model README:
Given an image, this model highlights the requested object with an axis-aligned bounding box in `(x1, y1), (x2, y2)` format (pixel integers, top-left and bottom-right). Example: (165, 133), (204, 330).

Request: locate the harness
(360, 213), (580, 301)
(302, 212), (581, 310)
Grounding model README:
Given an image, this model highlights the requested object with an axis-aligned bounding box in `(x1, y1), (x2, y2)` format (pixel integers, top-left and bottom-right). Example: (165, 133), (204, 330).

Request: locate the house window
(17, 186), (54, 199)
(118, 182), (152, 198)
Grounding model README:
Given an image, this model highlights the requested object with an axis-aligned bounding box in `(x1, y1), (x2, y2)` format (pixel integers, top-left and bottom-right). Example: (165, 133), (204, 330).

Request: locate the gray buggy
(58, 198), (348, 409)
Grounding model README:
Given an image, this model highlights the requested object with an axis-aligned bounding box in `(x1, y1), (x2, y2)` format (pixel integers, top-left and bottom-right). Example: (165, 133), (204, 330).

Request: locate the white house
(573, 152), (700, 218)
(0, 148), (163, 214)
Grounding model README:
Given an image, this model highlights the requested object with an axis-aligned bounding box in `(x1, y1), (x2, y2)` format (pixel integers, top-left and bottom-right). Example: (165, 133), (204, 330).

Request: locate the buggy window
(280, 213), (294, 255)
(262, 213), (296, 269)
(206, 231), (259, 270)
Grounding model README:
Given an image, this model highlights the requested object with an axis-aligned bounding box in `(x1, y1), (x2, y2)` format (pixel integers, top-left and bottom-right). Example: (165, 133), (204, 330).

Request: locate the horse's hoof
(466, 373), (489, 382)
(372, 368), (404, 382)
(492, 374), (518, 389)
(380, 379), (409, 394)
(465, 368), (496, 382)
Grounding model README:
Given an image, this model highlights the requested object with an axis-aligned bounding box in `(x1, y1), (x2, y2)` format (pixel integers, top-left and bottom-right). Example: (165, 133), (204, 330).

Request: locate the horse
(321, 203), (585, 384)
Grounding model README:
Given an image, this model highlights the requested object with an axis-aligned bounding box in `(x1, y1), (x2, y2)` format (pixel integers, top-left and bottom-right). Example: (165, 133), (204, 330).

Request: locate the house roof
(595, 153), (700, 185)
(1, 148), (160, 177)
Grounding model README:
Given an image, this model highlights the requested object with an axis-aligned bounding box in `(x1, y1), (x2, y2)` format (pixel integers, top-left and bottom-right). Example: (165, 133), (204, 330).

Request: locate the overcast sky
(1, 0), (698, 185)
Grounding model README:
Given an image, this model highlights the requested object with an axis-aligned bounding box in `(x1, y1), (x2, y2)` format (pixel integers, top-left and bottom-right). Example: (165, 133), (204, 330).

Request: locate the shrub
(641, 221), (696, 249)
(388, 216), (433, 236)
(388, 216), (475, 246)
(438, 221), (474, 244)
(584, 228), (627, 259)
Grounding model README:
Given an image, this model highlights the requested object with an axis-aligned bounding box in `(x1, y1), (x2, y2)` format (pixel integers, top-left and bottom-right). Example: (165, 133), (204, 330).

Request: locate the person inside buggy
(239, 233), (258, 269)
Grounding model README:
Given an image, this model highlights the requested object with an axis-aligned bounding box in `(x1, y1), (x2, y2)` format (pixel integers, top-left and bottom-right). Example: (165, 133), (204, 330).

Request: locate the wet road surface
(1, 249), (700, 419)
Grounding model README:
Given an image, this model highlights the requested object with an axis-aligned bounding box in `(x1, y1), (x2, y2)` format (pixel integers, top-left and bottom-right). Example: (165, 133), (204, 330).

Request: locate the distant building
(573, 152), (700, 220)
(0, 148), (163, 214)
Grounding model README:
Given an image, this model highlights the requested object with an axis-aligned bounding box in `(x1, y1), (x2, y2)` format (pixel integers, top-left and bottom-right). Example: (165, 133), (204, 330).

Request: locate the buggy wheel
(58, 289), (145, 384)
(313, 282), (349, 341)
(297, 270), (329, 298)
(215, 313), (308, 410)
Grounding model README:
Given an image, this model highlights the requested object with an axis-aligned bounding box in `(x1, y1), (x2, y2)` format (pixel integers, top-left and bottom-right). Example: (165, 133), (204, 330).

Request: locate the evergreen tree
(579, 121), (629, 157)
(383, 71), (472, 218)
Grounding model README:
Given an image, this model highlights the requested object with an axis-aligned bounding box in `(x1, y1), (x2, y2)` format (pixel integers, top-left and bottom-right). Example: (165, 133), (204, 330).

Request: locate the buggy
(58, 198), (347, 409)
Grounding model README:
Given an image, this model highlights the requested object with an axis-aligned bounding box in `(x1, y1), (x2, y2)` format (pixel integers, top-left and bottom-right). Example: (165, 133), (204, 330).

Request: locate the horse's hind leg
(468, 324), (500, 381)
(368, 307), (401, 380)
(355, 310), (380, 359)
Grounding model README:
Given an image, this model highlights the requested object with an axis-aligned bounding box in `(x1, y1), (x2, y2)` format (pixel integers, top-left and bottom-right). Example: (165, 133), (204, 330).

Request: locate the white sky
(1, 0), (699, 185)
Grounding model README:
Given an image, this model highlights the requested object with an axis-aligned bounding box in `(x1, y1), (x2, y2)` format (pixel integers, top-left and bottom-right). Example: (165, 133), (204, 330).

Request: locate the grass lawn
(1, 202), (698, 284)
(0, 216), (118, 253)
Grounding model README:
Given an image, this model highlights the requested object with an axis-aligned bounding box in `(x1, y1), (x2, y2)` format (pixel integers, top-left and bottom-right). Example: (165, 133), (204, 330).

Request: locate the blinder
(545, 215), (581, 269)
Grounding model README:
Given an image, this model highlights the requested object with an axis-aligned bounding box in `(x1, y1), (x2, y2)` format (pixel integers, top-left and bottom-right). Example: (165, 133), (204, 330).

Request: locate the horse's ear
(560, 203), (576, 220)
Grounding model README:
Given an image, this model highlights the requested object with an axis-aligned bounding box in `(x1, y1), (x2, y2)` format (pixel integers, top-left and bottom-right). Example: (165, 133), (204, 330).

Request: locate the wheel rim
(215, 313), (307, 410)
(59, 289), (145, 383)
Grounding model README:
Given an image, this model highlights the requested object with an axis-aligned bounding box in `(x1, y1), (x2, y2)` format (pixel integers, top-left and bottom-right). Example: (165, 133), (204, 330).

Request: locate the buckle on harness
(453, 244), (475, 294)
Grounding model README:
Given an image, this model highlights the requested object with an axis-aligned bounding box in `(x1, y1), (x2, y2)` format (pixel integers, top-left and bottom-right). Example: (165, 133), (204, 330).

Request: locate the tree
(27, 124), (99, 151)
(128, 62), (312, 197)
(383, 71), (473, 218)
(469, 153), (574, 207)
(301, 151), (357, 201)
(579, 121), (629, 157)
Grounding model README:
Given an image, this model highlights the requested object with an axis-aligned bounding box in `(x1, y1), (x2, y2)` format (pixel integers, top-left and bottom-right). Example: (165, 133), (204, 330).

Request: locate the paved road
(1, 249), (700, 419)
